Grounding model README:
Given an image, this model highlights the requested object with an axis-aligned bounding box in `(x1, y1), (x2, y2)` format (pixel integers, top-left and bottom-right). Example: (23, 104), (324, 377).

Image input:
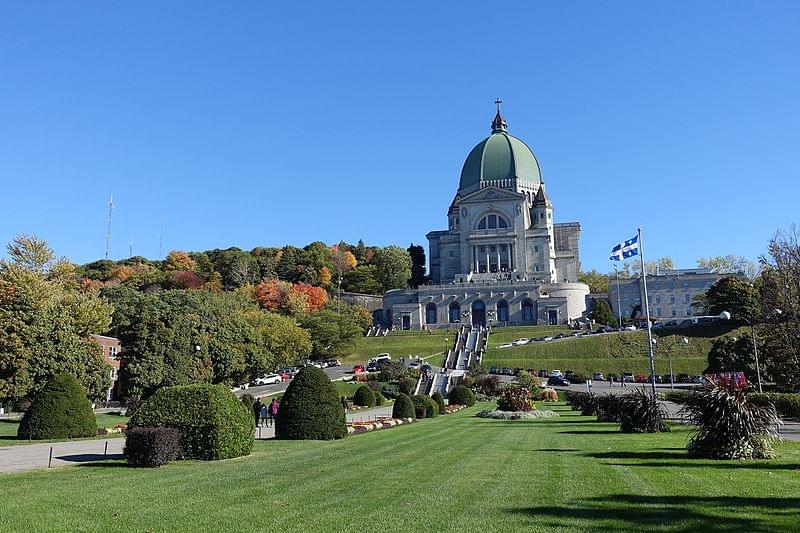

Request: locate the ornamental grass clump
(680, 383), (782, 459)
(566, 391), (596, 416)
(497, 387), (534, 412)
(618, 389), (670, 433)
(595, 394), (623, 422)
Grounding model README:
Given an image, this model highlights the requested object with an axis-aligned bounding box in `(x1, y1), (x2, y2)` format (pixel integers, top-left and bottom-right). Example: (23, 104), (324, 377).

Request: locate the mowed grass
(344, 329), (455, 363)
(0, 412), (128, 447)
(483, 323), (746, 375)
(2, 404), (800, 532)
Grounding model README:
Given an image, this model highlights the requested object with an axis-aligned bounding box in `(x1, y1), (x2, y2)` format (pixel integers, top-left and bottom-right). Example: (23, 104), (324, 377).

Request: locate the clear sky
(1, 2), (798, 272)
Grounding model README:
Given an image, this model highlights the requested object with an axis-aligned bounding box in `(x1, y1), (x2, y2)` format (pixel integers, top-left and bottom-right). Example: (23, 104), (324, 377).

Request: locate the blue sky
(1, 2), (798, 272)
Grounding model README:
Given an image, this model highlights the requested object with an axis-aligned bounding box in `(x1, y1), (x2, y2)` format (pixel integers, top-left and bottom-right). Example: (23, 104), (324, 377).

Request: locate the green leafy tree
(342, 264), (383, 294)
(705, 276), (757, 320)
(300, 302), (369, 359)
(706, 334), (758, 381)
(589, 298), (617, 327)
(578, 269), (610, 294)
(276, 246), (299, 283)
(4, 234), (55, 273)
(373, 246), (412, 292)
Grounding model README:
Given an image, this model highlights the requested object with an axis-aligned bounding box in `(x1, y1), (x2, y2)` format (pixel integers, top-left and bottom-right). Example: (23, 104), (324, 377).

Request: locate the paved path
(0, 438), (125, 474)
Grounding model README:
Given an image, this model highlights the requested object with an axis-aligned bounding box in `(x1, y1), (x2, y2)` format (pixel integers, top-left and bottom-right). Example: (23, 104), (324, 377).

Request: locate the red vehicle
(278, 371), (291, 381)
(708, 372), (748, 390)
(634, 374), (648, 383)
(352, 364), (366, 373)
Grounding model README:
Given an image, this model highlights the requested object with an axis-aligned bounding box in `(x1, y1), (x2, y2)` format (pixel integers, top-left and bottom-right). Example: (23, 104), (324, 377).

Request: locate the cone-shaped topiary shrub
(432, 391), (446, 414)
(373, 390), (385, 406)
(619, 389), (670, 433)
(448, 385), (476, 407)
(17, 374), (96, 440)
(681, 383), (781, 459)
(392, 393), (416, 420)
(275, 366), (347, 440)
(353, 385), (376, 407)
(130, 383), (254, 460)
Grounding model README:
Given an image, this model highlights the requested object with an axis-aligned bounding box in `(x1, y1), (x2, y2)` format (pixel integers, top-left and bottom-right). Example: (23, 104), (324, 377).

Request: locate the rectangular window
(449, 250), (454, 257)
(656, 307), (662, 317)
(670, 295), (675, 304)
(671, 308), (677, 317)
(655, 295), (661, 304)
(534, 245), (539, 253)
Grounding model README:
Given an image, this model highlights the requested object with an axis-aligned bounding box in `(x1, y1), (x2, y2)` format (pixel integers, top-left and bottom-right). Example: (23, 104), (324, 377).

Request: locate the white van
(369, 353), (392, 363)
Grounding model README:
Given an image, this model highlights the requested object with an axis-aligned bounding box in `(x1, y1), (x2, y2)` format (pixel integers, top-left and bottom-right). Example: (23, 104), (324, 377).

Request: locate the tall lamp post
(719, 311), (765, 394)
(652, 336), (688, 390)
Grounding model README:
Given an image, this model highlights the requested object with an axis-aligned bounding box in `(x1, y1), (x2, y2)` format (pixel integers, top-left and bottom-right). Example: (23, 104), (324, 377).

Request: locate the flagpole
(615, 266), (622, 327)
(638, 227), (657, 395)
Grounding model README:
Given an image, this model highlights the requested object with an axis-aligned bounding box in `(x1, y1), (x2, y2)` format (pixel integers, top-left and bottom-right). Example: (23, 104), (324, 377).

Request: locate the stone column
(486, 253), (490, 273)
(507, 244), (512, 272)
(496, 248), (501, 273)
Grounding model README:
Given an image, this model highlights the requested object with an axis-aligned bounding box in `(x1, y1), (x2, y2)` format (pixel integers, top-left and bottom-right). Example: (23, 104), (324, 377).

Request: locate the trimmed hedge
(275, 366), (347, 440)
(373, 390), (385, 406)
(448, 385), (476, 407)
(751, 393), (800, 420)
(392, 393), (416, 420)
(412, 395), (439, 419)
(353, 385), (376, 407)
(17, 374), (96, 440)
(432, 391), (446, 414)
(130, 383), (253, 460)
(125, 427), (181, 467)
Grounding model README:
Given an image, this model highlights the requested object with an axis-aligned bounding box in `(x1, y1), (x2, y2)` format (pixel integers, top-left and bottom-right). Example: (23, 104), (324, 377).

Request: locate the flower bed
(443, 404), (466, 414)
(98, 424), (127, 435)
(475, 409), (559, 420)
(347, 417), (414, 435)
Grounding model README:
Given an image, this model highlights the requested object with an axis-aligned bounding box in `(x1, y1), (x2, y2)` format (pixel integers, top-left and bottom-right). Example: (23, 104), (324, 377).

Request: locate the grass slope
(1, 403), (799, 532)
(344, 329), (454, 363)
(483, 323), (746, 375)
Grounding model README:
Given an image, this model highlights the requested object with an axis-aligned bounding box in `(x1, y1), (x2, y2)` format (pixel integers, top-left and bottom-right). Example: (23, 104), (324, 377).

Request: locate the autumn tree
(164, 250), (198, 272)
(4, 234), (55, 274)
(292, 284), (328, 313)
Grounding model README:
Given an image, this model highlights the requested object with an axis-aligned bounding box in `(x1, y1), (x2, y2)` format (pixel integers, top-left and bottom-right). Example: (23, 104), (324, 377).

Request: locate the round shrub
(373, 390), (385, 406)
(353, 385), (376, 407)
(432, 391), (446, 414)
(17, 374), (96, 440)
(275, 366), (347, 440)
(392, 393), (416, 420)
(497, 387), (534, 412)
(130, 383), (254, 460)
(412, 395), (439, 419)
(448, 385), (476, 407)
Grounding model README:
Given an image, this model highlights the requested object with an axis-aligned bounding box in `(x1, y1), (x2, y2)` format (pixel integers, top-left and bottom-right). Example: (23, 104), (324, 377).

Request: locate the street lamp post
(720, 311), (763, 394)
(653, 336), (688, 390)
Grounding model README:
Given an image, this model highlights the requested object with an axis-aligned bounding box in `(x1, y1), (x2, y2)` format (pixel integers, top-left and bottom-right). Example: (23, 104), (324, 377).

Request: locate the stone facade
(91, 334), (122, 401)
(382, 107), (589, 330)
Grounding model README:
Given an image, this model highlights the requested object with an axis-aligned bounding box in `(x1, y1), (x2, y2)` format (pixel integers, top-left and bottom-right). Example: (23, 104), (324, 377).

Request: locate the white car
(254, 373), (282, 386)
(512, 338), (530, 346)
(408, 361), (421, 369)
(498, 343), (513, 349)
(549, 370), (563, 378)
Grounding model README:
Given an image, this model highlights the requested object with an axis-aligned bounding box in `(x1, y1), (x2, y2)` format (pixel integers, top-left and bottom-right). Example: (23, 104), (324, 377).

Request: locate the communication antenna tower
(104, 194), (114, 260)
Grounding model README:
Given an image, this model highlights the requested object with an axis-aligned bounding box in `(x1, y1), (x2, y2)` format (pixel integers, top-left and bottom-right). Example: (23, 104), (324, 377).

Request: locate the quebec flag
(610, 235), (639, 261)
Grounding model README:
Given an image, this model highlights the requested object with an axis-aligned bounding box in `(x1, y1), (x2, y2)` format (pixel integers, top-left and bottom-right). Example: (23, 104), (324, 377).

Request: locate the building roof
(458, 109), (542, 192)
(533, 184), (552, 207)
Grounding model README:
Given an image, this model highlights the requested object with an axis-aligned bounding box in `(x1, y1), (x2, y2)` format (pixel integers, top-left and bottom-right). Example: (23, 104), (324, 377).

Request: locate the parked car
(498, 342), (513, 349)
(593, 372), (604, 381)
(564, 370), (575, 379)
(254, 373), (282, 386)
(366, 361), (378, 372)
(691, 375), (706, 384)
(513, 368), (522, 376)
(538, 369), (549, 377)
(634, 374), (648, 383)
(554, 333), (567, 339)
(323, 359), (341, 367)
(512, 338), (530, 346)
(677, 373), (691, 384)
(547, 376), (571, 386)
(649, 374), (662, 384)
(543, 336), (554, 341)
(665, 320), (679, 328)
(600, 326), (614, 333)
(679, 319), (695, 327)
(502, 367), (514, 375)
(550, 369), (563, 378)
(281, 367), (300, 377)
(408, 361), (421, 369)
(352, 364), (366, 373)
(489, 366), (498, 374)
(370, 353), (392, 364)
(622, 372), (634, 383)
(624, 325), (637, 331)
(278, 371), (291, 381)
(421, 364), (433, 374)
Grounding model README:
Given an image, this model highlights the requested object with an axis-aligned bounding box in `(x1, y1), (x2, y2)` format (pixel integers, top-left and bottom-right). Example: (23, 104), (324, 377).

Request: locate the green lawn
(344, 329), (454, 364)
(0, 412), (128, 447)
(483, 323), (746, 375)
(1, 403), (799, 531)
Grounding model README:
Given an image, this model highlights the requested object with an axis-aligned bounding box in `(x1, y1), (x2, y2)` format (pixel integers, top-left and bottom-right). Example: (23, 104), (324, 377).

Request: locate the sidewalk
(0, 438), (125, 474)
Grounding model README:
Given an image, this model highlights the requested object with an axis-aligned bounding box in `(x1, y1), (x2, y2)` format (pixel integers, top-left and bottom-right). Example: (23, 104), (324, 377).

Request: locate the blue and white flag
(610, 235), (639, 261)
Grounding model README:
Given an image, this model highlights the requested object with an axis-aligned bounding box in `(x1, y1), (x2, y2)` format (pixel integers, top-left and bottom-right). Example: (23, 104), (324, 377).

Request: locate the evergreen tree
(589, 298), (617, 327)
(407, 243), (428, 288)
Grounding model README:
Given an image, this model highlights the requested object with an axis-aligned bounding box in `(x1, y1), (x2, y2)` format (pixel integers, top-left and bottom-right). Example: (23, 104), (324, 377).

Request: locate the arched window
(497, 300), (509, 322)
(425, 303), (437, 324)
(471, 300), (486, 327)
(477, 214), (509, 230)
(521, 299), (534, 322)
(449, 302), (461, 323)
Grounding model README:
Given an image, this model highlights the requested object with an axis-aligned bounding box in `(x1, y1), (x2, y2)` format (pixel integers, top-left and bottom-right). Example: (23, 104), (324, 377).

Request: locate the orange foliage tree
(292, 284), (328, 313)
(164, 250), (197, 272)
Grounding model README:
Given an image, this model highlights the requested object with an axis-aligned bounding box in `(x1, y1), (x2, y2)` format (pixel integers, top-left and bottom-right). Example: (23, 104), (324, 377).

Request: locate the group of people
(252, 398), (280, 427)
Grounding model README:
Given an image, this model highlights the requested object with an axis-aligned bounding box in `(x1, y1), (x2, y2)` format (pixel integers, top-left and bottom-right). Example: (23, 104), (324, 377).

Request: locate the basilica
(382, 105), (589, 330)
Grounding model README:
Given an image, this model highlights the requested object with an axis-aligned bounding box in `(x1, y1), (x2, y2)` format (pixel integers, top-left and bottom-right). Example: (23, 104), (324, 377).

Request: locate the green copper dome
(458, 110), (542, 193)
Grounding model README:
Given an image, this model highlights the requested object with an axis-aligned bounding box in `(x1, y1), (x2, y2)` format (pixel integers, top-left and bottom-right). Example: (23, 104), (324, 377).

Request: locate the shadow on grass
(585, 450), (800, 471)
(535, 448), (579, 452)
(559, 429), (621, 435)
(509, 494), (800, 532)
(57, 453), (125, 463)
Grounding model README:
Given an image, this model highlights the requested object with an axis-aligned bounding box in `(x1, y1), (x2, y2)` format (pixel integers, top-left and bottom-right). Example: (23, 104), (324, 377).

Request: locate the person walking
(341, 396), (349, 413)
(608, 375), (614, 388)
(252, 398), (263, 427)
(268, 398), (279, 427)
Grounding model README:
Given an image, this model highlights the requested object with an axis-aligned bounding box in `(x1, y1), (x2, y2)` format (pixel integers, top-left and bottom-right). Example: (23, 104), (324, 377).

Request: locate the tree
(4, 234), (55, 273)
(589, 298), (617, 327)
(164, 251), (197, 272)
(0, 244), (112, 403)
(300, 302), (369, 359)
(407, 244), (428, 288)
(276, 246), (299, 283)
(706, 334), (758, 381)
(579, 269), (610, 294)
(373, 246), (412, 292)
(705, 276), (757, 320)
(342, 265), (383, 295)
(697, 255), (761, 280)
(331, 246), (357, 293)
(292, 284), (328, 313)
(214, 248), (259, 289)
